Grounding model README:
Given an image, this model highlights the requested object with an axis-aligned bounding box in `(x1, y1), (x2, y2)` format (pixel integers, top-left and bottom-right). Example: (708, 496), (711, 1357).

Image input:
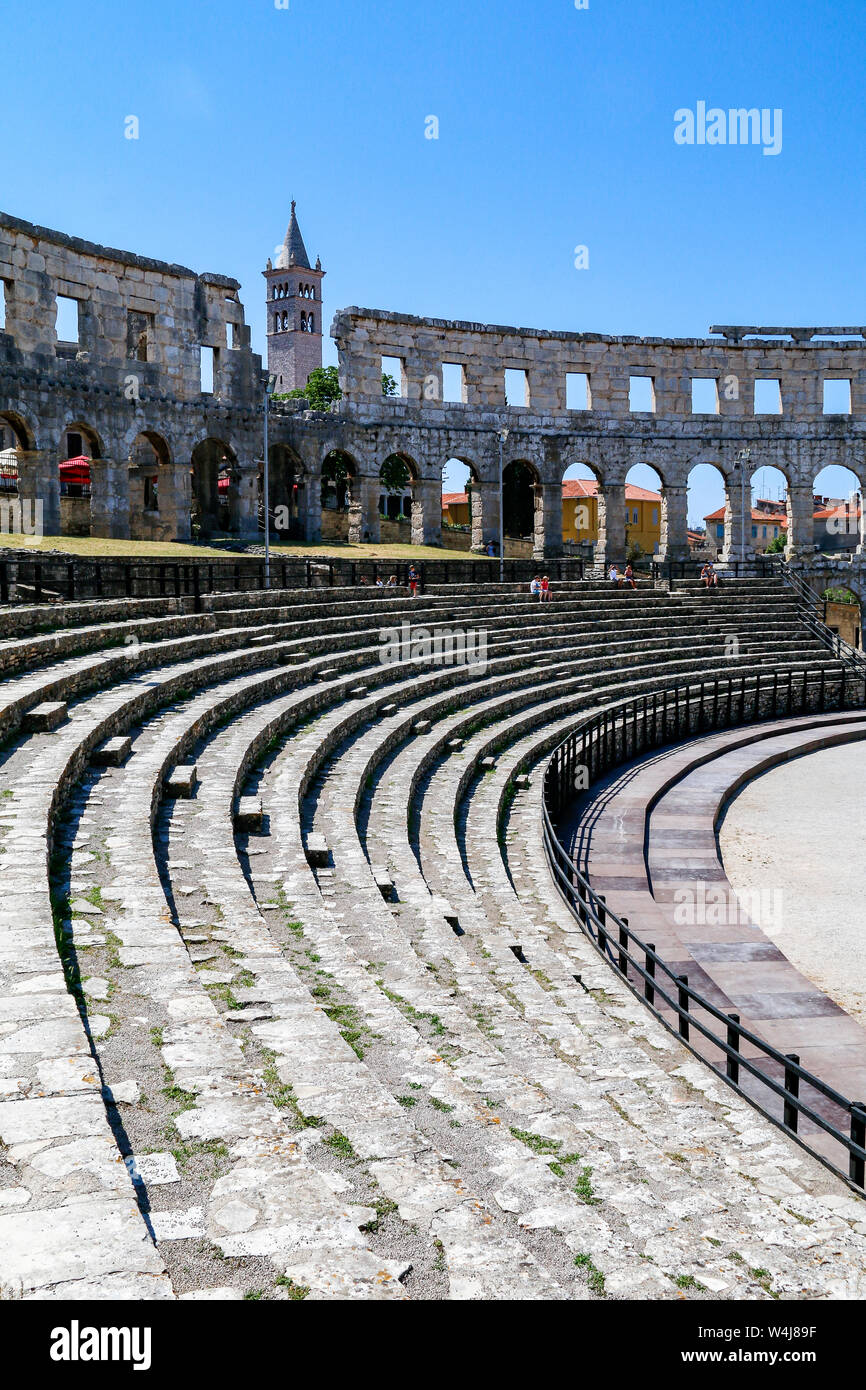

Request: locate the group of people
(358, 565), (422, 597)
(700, 562), (720, 588)
(607, 563), (637, 590)
(529, 575), (552, 602)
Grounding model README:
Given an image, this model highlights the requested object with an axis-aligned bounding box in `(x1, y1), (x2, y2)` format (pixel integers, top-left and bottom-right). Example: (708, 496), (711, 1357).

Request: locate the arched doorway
(129, 432), (171, 540)
(812, 464), (863, 555)
(59, 422), (101, 537)
(746, 463), (789, 555)
(267, 443), (306, 541)
(191, 437), (236, 537)
(441, 457), (483, 551)
(561, 462), (598, 558)
(379, 452), (415, 532)
(0, 412), (32, 499)
(624, 462), (664, 564)
(503, 459), (537, 550)
(687, 462), (728, 560)
(321, 449), (356, 542)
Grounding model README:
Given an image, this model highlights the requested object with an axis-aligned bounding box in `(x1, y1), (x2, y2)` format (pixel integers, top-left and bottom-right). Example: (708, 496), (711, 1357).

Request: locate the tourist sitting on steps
(540, 575), (551, 602)
(530, 575), (541, 599)
(623, 563), (636, 590)
(701, 561), (719, 589)
(608, 564), (621, 585)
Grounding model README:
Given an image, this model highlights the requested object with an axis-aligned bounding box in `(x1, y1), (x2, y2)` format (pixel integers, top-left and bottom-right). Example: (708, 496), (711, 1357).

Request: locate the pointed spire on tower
(276, 199), (311, 270)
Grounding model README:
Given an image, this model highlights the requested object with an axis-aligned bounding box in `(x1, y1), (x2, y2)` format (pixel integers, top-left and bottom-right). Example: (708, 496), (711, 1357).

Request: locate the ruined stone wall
(0, 212), (265, 541)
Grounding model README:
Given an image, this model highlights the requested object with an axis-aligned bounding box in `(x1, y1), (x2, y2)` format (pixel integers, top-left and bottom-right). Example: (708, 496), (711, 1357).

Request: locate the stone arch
(58, 421), (103, 537)
(267, 441), (307, 540)
(321, 447), (357, 516)
(191, 436), (237, 537)
(0, 409), (35, 455)
(503, 457), (538, 541)
(560, 461), (599, 554)
(811, 462), (864, 555)
(687, 458), (730, 562)
(0, 411), (33, 498)
(127, 431), (172, 537)
(625, 461), (665, 562)
(379, 451), (417, 523)
(441, 455), (485, 550)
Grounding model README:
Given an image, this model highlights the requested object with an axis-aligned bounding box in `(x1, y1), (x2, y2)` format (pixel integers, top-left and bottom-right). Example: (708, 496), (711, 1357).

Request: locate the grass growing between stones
(574, 1253), (606, 1296)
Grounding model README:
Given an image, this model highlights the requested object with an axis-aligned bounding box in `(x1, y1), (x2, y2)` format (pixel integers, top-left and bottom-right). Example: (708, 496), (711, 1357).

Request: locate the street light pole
(498, 426), (509, 584)
(263, 374), (277, 590)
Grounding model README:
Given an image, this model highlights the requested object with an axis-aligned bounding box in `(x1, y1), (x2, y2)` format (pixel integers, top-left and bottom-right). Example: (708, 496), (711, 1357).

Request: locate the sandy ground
(719, 741), (866, 1027)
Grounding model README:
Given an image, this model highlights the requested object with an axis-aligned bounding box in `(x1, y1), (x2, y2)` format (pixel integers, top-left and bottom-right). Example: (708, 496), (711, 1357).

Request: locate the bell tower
(263, 201), (325, 392)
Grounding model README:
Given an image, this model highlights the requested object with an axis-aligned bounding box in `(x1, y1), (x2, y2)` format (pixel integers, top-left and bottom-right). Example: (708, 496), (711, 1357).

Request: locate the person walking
(408, 564), (420, 598)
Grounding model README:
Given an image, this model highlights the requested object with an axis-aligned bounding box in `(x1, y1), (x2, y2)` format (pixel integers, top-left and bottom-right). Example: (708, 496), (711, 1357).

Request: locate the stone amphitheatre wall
(2, 210), (866, 563)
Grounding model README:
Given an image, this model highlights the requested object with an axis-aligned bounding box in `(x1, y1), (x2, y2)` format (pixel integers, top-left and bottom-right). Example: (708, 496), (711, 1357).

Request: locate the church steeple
(263, 202), (325, 392)
(276, 200), (312, 270)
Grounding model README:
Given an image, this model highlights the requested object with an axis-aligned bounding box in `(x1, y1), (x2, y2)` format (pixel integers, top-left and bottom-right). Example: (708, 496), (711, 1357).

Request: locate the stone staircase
(2, 576), (866, 1301)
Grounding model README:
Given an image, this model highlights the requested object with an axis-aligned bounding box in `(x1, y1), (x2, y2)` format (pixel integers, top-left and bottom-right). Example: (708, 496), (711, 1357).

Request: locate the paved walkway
(566, 712), (866, 1171)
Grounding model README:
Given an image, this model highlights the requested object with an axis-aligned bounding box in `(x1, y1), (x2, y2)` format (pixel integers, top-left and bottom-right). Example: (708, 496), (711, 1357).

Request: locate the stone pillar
(228, 463), (259, 541)
(721, 475), (748, 564)
(471, 480), (500, 553)
(348, 474), (380, 543)
(298, 474), (320, 543)
(856, 489), (866, 555)
(657, 485), (689, 562)
(89, 459), (130, 539)
(411, 478), (442, 547)
(786, 483), (815, 560)
(595, 480), (626, 570)
(157, 462), (191, 542)
(533, 481), (563, 560)
(16, 449), (60, 536)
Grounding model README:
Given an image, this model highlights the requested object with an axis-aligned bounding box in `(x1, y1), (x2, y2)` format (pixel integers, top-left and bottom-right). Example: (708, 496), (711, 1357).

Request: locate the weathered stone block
(23, 701), (68, 732)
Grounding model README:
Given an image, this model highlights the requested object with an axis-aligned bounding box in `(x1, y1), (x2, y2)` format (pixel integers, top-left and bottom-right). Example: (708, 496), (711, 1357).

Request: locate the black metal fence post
(726, 1014), (741, 1084)
(618, 918), (629, 975)
(644, 944), (656, 1005)
(850, 1103), (866, 1187)
(784, 1054), (801, 1133)
(677, 975), (690, 1041)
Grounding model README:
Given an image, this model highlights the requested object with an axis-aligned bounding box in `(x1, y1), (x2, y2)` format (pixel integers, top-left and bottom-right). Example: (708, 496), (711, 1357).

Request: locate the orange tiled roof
(704, 504), (788, 526)
(443, 482), (661, 506)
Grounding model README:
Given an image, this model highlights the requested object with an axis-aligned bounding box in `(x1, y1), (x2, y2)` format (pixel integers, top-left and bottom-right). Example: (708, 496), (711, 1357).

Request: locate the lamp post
(498, 425), (509, 583)
(263, 373), (277, 589)
(734, 447), (751, 568)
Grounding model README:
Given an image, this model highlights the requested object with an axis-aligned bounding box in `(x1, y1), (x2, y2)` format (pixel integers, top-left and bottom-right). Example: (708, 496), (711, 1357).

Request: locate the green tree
(380, 454), (411, 493)
(276, 366), (397, 410)
(276, 365), (341, 411)
(765, 534), (786, 554)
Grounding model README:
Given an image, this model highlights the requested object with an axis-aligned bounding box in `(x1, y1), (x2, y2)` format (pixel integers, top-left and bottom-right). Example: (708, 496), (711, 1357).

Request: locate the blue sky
(3, 0), (864, 522)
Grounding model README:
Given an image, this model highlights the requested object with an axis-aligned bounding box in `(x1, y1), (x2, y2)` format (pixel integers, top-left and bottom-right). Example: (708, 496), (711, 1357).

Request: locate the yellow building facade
(442, 482), (662, 555)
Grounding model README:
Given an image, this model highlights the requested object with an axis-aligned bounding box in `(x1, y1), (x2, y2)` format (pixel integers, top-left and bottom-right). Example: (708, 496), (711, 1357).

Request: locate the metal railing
(0, 553), (588, 608)
(542, 664), (866, 1189)
(762, 555), (866, 676)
